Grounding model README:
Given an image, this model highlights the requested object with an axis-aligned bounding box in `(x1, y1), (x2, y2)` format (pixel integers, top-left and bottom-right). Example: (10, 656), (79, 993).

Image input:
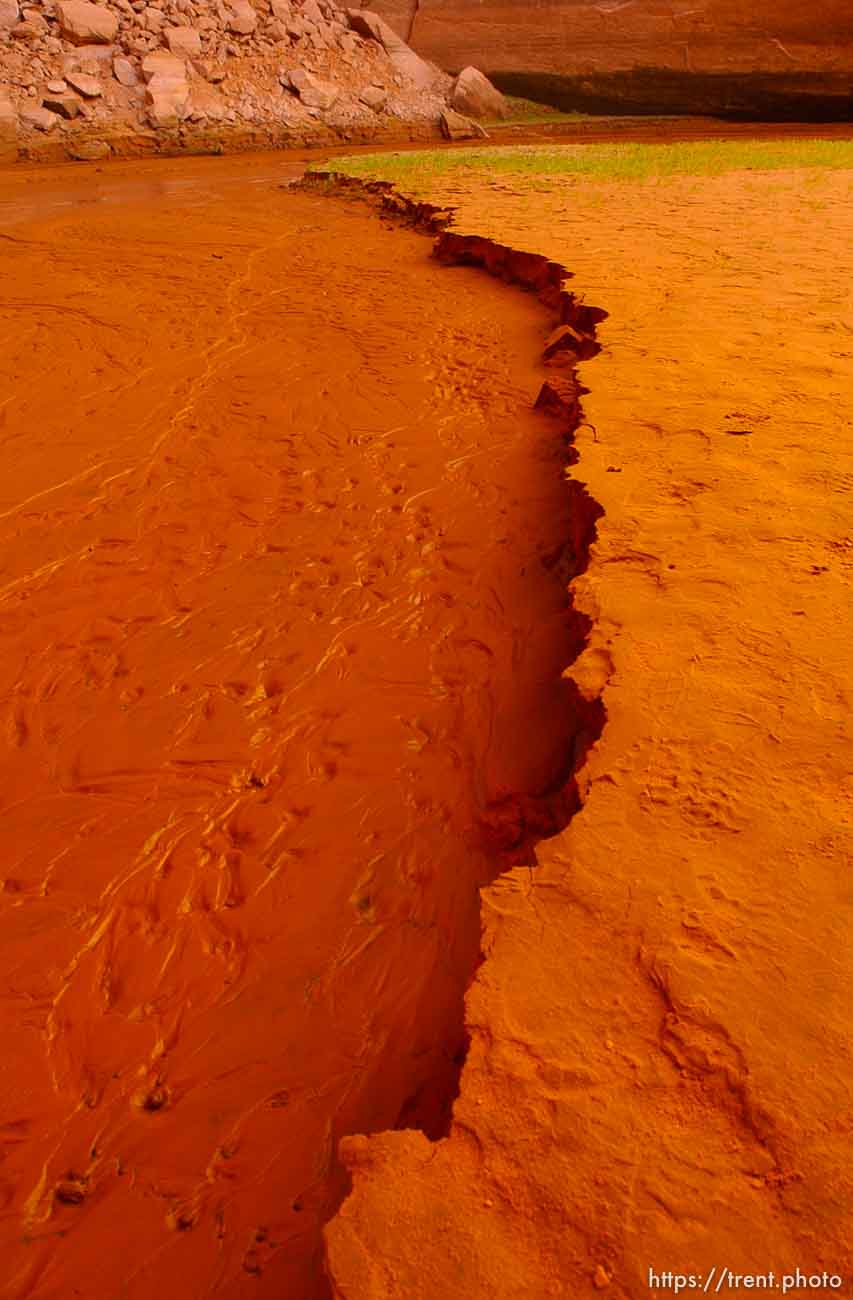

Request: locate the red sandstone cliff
(360, 0), (853, 115)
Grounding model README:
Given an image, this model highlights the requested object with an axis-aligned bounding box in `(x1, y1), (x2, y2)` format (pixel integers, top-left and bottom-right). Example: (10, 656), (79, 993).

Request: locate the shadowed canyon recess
(0, 160), (603, 1298)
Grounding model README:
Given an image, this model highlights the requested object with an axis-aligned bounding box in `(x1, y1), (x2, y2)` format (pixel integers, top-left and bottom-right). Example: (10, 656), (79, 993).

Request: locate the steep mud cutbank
(0, 157), (604, 1300)
(303, 167), (609, 860)
(299, 170), (610, 1286)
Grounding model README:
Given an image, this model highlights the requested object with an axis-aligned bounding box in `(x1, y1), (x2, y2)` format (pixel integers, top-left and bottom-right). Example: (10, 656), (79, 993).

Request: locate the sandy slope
(324, 164), (853, 1295)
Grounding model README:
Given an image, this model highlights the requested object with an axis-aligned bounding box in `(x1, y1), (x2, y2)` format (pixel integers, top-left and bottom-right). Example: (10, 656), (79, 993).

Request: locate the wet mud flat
(0, 157), (599, 1298)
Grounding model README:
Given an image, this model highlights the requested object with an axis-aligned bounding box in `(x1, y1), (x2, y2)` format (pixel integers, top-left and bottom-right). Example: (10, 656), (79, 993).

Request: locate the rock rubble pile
(0, 0), (507, 161)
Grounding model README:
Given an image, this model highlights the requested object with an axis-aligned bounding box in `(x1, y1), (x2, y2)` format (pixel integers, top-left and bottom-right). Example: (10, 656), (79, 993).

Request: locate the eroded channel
(0, 157), (602, 1299)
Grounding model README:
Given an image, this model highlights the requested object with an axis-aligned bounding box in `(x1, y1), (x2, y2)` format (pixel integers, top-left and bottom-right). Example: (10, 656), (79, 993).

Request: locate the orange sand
(0, 157), (591, 1298)
(323, 164), (853, 1295)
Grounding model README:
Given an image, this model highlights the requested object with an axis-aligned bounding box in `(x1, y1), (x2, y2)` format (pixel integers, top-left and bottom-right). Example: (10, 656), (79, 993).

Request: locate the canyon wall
(361, 0), (853, 117)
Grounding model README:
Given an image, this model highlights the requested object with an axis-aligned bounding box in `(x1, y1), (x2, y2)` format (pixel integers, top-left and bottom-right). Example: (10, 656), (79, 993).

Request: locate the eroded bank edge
(297, 165), (613, 1283)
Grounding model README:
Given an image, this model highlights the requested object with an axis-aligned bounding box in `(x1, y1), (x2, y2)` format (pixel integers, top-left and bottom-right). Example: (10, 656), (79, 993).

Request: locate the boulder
(112, 56), (138, 86)
(64, 44), (116, 74)
(57, 0), (119, 44)
(145, 72), (190, 125)
(65, 71), (103, 97)
(11, 16), (47, 39)
(143, 6), (166, 31)
(450, 65), (508, 120)
(0, 0), (19, 30)
(359, 82), (387, 109)
(0, 94), (17, 163)
(68, 138), (112, 160)
(225, 1), (257, 35)
(141, 50), (186, 82)
(269, 0), (290, 18)
(19, 104), (60, 131)
(166, 25), (202, 57)
(42, 93), (82, 118)
(439, 107), (487, 140)
(287, 66), (338, 108)
(346, 9), (440, 90)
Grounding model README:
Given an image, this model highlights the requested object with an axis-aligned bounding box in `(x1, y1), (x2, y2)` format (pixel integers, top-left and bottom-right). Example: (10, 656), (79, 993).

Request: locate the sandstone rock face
(451, 65), (508, 119)
(347, 8), (441, 90)
(364, 0), (853, 114)
(57, 0), (119, 45)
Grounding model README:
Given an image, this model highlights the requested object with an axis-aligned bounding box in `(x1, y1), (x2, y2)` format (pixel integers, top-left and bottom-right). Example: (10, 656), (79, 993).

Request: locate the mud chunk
(55, 1177), (87, 1205)
(543, 322), (599, 363)
(534, 375), (584, 421)
(132, 1084), (170, 1112)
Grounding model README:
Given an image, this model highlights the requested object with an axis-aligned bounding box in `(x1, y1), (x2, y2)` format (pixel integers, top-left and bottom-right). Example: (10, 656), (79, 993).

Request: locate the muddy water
(0, 159), (580, 1298)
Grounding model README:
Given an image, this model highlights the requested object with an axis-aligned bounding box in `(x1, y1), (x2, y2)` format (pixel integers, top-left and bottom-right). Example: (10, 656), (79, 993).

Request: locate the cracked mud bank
(320, 158), (853, 1297)
(0, 153), (605, 1299)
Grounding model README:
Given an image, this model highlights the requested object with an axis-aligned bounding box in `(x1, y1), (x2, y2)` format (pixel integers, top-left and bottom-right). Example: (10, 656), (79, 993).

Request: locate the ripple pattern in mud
(0, 168), (587, 1299)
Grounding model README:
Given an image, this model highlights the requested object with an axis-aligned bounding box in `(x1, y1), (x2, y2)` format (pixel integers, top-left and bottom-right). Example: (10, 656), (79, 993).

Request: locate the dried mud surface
(322, 164), (853, 1294)
(0, 156), (601, 1298)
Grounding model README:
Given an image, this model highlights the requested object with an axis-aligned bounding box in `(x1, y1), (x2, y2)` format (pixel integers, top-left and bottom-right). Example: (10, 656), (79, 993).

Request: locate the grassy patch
(317, 138), (853, 190)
